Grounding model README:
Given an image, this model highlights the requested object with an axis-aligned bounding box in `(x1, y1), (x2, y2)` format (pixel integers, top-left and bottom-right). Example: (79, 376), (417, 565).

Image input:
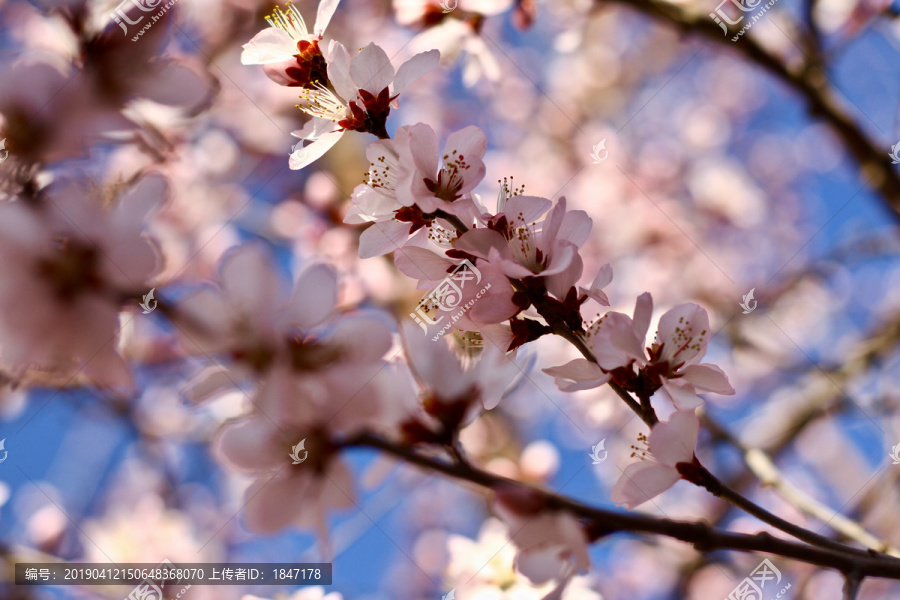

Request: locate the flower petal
(656, 303), (709, 366)
(391, 49), (440, 94)
(358, 220), (412, 258)
(289, 130), (344, 170)
(543, 359), (609, 392)
(241, 27), (298, 64)
(648, 410), (699, 466)
(611, 461), (680, 509)
(286, 263), (338, 330)
(314, 0), (341, 35)
(681, 363), (735, 395)
(351, 43), (394, 95)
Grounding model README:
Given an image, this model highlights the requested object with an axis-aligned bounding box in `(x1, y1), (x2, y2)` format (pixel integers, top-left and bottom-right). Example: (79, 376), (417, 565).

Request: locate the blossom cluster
(229, 0), (739, 596)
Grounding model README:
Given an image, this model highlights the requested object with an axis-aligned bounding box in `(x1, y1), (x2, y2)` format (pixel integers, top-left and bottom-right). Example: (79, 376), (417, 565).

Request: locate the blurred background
(1, 0), (900, 598)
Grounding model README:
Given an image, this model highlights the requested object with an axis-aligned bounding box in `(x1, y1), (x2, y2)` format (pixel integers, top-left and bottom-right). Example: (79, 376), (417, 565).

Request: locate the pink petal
(543, 359), (609, 392)
(632, 292), (653, 342)
(244, 474), (312, 534)
(503, 195), (552, 225)
(611, 461), (680, 509)
(444, 125), (487, 160)
(648, 410), (699, 466)
(556, 209), (592, 247)
(358, 220), (412, 258)
(391, 49), (440, 94)
(394, 247), (455, 281)
(351, 43), (394, 95)
(406, 123), (440, 178)
(602, 312), (645, 367)
(541, 196), (567, 243)
(681, 363), (735, 395)
(590, 263), (613, 289)
(287, 263), (338, 329)
(214, 417), (285, 473)
(656, 303), (709, 366)
(454, 227), (507, 259)
(220, 245), (284, 316)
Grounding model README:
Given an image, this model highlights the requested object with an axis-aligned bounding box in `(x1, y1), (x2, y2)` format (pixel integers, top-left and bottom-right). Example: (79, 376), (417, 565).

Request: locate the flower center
(37, 238), (103, 300)
(423, 150), (470, 202)
(298, 83), (348, 122)
(266, 2), (311, 42)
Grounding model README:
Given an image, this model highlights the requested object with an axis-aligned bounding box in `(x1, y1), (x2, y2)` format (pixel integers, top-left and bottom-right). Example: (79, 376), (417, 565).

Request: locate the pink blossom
(401, 322), (521, 412)
(289, 43), (439, 170)
(214, 414), (355, 541)
(0, 176), (164, 391)
(241, 0), (340, 87)
(493, 485), (590, 599)
(544, 293), (734, 408)
(455, 195), (590, 300)
(395, 123), (487, 217)
(345, 125), (481, 258)
(179, 244), (392, 427)
(610, 410), (699, 509)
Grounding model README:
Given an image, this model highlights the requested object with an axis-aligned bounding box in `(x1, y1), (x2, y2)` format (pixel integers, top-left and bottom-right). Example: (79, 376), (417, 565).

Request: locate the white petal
(289, 130), (344, 170)
(241, 28), (299, 64)
(394, 247), (454, 281)
(662, 381), (704, 410)
(314, 0), (341, 35)
(351, 43), (394, 95)
(326, 41), (356, 100)
(392, 49), (440, 94)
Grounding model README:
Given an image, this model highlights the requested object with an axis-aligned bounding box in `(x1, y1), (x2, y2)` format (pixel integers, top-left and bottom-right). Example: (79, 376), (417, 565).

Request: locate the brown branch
(342, 432), (900, 579)
(596, 0), (900, 220)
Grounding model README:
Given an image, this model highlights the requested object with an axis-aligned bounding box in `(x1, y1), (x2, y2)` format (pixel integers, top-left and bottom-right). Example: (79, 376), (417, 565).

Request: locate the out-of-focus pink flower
(493, 485), (590, 599)
(179, 244), (392, 426)
(402, 322), (520, 412)
(241, 0), (340, 87)
(455, 195), (590, 300)
(214, 414), (355, 541)
(611, 410), (699, 509)
(0, 176), (165, 391)
(289, 42), (439, 169)
(544, 293), (734, 408)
